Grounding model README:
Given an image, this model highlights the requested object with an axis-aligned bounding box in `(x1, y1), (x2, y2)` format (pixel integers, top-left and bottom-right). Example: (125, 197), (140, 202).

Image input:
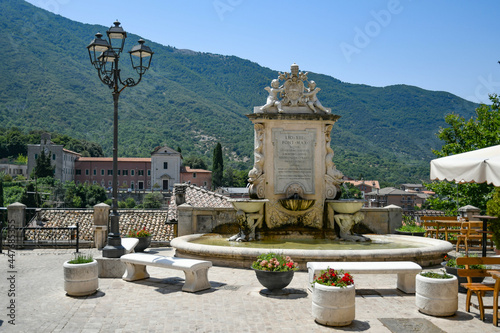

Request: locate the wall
(360, 206), (403, 234)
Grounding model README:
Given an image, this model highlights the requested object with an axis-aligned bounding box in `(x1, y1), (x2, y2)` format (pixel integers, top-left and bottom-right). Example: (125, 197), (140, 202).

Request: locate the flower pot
(63, 259), (99, 296)
(253, 269), (294, 292)
(134, 236), (152, 252)
(312, 283), (355, 326)
(415, 273), (458, 316)
(441, 262), (483, 293)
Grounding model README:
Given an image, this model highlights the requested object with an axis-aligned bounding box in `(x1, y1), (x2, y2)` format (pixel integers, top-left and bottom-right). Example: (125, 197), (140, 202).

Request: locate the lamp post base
(102, 233), (125, 258)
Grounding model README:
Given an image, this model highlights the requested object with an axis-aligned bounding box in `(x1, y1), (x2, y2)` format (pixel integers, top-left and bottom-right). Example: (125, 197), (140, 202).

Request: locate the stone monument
(246, 63), (345, 232)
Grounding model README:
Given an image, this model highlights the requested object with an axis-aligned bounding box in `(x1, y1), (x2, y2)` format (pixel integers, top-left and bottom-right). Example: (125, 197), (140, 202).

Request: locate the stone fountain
(171, 64), (452, 268)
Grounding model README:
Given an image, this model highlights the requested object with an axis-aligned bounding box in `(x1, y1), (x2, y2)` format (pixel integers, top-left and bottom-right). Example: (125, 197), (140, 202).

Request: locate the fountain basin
(171, 234), (452, 269)
(228, 199), (268, 213)
(279, 198), (315, 211)
(327, 200), (364, 214)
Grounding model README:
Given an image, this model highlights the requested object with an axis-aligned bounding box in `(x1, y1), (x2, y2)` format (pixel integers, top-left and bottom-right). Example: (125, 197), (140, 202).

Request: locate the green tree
(142, 192), (163, 208)
(21, 183), (41, 208)
(425, 94), (500, 213)
(340, 183), (363, 199)
(0, 181), (4, 207)
(183, 156), (207, 170)
(212, 142), (223, 189)
(34, 150), (55, 179)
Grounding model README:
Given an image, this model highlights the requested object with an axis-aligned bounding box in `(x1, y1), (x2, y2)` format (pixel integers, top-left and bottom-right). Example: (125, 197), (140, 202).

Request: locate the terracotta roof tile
(167, 184), (232, 221)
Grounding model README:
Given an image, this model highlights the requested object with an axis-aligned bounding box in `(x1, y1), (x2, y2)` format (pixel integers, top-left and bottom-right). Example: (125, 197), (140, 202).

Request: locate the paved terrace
(1, 247), (498, 333)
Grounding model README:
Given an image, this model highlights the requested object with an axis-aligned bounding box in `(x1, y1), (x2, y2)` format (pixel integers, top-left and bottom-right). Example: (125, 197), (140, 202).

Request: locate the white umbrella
(430, 145), (500, 186)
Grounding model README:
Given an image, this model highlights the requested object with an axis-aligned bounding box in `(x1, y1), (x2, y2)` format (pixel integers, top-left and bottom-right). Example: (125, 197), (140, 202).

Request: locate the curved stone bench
(307, 261), (422, 293)
(120, 253), (212, 292)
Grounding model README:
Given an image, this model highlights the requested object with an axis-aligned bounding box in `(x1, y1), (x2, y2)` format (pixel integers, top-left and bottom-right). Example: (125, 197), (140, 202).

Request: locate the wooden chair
(421, 216), (462, 240)
(456, 222), (493, 254)
(457, 256), (500, 325)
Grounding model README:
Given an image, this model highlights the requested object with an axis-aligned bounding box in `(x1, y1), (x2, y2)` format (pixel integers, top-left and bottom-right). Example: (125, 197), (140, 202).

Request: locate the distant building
(74, 157), (151, 190)
(27, 133), (81, 182)
(401, 183), (426, 192)
(27, 139), (212, 191)
(150, 146), (182, 191)
(181, 166), (212, 189)
(0, 163), (27, 178)
(343, 179), (380, 194)
(365, 187), (419, 212)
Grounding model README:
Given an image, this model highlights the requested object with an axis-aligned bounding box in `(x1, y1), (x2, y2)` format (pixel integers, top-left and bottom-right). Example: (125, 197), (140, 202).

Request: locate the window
(101, 169), (105, 176)
(122, 170), (128, 176)
(118, 170), (121, 176)
(107, 169), (113, 175)
(75, 169), (82, 175)
(35, 154), (38, 160)
(93, 180), (97, 185)
(163, 162), (168, 169)
(52, 154), (56, 160)
(131, 170), (135, 176)
(108, 181), (112, 186)
(85, 169), (89, 175)
(193, 173), (197, 178)
(147, 170), (151, 176)
(93, 169), (97, 175)
(138, 170), (144, 176)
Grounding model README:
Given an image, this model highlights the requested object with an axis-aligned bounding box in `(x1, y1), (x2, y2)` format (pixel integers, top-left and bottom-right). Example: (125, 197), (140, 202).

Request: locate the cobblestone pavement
(1, 247), (498, 332)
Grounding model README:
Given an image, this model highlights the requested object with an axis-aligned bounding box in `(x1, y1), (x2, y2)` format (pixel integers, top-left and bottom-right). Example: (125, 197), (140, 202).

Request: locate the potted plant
(63, 253), (98, 296)
(251, 252), (298, 293)
(442, 254), (484, 293)
(126, 227), (152, 252)
(415, 270), (458, 316)
(395, 215), (425, 236)
(311, 267), (355, 326)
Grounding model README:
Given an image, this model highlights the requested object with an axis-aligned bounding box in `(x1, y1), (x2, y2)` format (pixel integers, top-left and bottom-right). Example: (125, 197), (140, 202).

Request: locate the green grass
(68, 253), (93, 264)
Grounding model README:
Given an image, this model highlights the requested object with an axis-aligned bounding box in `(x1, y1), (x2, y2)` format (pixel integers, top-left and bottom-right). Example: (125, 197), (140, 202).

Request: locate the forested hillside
(0, 0), (479, 186)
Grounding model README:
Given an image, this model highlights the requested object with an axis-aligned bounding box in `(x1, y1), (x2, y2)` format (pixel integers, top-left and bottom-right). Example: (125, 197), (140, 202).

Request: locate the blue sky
(26, 0), (500, 104)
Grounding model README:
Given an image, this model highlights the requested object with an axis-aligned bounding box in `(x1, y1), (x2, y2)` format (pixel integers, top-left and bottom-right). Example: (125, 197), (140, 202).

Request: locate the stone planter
(253, 269), (294, 292)
(312, 283), (355, 326)
(415, 273), (458, 316)
(63, 259), (99, 296)
(134, 236), (152, 252)
(441, 262), (483, 293)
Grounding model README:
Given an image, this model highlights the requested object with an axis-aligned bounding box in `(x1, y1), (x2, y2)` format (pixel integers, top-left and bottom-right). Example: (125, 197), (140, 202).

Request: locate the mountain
(0, 0), (478, 186)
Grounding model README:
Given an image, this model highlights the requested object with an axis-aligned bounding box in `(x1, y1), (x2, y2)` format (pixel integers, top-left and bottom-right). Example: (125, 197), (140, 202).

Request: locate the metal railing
(1, 222), (80, 253)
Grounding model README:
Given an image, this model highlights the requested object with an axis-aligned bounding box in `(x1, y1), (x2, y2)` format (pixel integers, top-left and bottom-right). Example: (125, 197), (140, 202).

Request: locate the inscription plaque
(272, 129), (316, 194)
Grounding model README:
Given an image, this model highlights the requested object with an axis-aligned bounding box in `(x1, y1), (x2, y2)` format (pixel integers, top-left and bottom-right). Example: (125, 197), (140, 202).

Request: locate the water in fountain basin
(190, 234), (428, 250)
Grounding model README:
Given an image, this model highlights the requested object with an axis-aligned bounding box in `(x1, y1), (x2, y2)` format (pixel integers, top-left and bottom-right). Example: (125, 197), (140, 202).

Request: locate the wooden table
(473, 215), (497, 257)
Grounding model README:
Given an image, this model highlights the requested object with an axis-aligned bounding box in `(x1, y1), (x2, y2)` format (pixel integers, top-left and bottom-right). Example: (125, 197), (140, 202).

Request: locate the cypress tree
(212, 142), (223, 189)
(34, 150), (55, 179)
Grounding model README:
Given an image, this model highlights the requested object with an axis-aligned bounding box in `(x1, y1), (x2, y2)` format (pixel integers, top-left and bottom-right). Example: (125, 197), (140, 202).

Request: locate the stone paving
(1, 247), (499, 332)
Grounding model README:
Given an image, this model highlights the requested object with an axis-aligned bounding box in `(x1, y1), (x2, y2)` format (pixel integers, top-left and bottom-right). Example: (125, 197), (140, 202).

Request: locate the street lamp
(87, 21), (153, 258)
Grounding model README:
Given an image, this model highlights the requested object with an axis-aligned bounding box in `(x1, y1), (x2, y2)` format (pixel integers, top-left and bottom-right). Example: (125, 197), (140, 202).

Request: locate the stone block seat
(120, 253), (212, 292)
(307, 261), (422, 293)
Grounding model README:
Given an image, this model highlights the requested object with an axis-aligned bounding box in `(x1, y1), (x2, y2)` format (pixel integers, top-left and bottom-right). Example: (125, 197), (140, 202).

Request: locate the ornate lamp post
(87, 21), (153, 258)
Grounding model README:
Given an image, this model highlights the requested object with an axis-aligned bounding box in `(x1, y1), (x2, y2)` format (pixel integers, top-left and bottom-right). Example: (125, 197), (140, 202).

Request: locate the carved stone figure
(248, 123), (266, 198)
(334, 212), (369, 242)
(260, 79), (284, 112)
(324, 125), (343, 199)
(304, 81), (329, 113)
